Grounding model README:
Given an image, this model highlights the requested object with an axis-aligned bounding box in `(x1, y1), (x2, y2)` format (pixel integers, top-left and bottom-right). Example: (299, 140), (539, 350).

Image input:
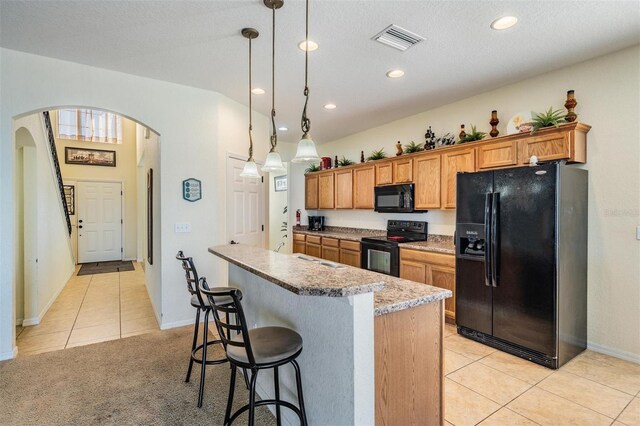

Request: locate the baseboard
(588, 340), (640, 364)
(160, 318), (195, 330)
(16, 318), (23, 326)
(23, 268), (74, 327)
(0, 347), (18, 361)
(22, 317), (40, 327)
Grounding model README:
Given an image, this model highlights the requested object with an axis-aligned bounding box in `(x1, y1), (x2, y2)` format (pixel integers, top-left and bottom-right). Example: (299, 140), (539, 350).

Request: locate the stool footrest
(191, 340), (228, 366)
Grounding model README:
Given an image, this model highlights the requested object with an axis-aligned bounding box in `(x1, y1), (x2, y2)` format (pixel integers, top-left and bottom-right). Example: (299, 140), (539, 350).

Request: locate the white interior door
(227, 156), (265, 247)
(77, 181), (122, 263)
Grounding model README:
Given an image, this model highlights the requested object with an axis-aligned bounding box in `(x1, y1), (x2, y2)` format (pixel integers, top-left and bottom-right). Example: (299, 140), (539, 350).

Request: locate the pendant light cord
(269, 4), (278, 153)
(301, 0), (311, 134)
(248, 34), (254, 161)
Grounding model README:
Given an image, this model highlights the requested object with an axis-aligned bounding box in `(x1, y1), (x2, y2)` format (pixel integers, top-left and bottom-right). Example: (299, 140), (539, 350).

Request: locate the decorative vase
(425, 126), (435, 150)
(459, 124), (466, 141)
(564, 90), (578, 122)
(360, 151), (365, 163)
(334, 155), (339, 168)
(395, 141), (403, 156)
(489, 110), (500, 137)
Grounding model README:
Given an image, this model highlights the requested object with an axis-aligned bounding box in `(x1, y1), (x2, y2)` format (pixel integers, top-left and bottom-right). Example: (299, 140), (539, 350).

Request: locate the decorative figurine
(395, 141), (403, 156)
(564, 90), (578, 122)
(490, 110), (500, 137)
(435, 133), (456, 147)
(360, 150), (365, 163)
(425, 126), (436, 150)
(459, 124), (466, 141)
(334, 155), (339, 168)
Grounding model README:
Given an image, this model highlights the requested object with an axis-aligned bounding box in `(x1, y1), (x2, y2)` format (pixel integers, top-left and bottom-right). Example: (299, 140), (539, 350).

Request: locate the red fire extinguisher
(296, 209), (301, 227)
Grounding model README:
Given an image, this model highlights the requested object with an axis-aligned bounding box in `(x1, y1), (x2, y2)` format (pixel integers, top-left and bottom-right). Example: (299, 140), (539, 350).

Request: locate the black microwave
(374, 184), (415, 213)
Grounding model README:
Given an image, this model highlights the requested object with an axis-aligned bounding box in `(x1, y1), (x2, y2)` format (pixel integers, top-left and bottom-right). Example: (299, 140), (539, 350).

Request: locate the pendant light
(291, 0), (320, 163)
(261, 0), (286, 173)
(239, 27), (262, 179)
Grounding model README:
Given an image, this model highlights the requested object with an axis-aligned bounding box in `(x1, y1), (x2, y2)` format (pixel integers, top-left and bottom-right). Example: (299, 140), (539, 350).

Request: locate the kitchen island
(209, 244), (451, 425)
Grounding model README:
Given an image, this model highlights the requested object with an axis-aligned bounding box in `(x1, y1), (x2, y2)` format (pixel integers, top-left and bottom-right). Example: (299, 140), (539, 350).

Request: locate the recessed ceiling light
(386, 69), (405, 79)
(278, 126), (288, 131)
(490, 16), (518, 30)
(324, 103), (337, 110)
(298, 40), (318, 52)
(251, 88), (265, 95)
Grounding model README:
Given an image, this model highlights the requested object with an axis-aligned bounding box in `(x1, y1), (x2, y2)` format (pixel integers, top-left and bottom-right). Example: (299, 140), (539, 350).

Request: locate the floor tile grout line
(528, 384), (618, 421)
(560, 368), (639, 397)
(64, 271), (92, 349)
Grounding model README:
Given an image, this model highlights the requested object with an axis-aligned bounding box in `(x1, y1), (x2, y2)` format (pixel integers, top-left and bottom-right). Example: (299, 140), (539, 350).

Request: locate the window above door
(57, 109), (122, 144)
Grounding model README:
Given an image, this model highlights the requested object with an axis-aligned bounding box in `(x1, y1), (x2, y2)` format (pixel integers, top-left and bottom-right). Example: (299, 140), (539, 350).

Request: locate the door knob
(79, 225), (83, 229)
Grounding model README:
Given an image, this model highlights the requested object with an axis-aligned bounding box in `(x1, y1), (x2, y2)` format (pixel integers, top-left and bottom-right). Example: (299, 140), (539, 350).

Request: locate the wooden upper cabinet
(519, 131), (570, 164)
(393, 158), (413, 183)
(375, 162), (393, 185)
(318, 172), (335, 209)
(353, 166), (375, 209)
(414, 154), (441, 210)
(441, 147), (476, 209)
(335, 169), (354, 209)
(477, 140), (518, 170)
(305, 174), (319, 210)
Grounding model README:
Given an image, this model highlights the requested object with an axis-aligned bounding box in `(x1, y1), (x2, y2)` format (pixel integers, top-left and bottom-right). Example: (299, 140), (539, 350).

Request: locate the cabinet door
(306, 243), (321, 258)
(318, 172), (335, 209)
(375, 162), (393, 186)
(399, 259), (427, 283)
(393, 158), (413, 183)
(519, 132), (570, 164)
(335, 169), (354, 209)
(322, 246), (340, 262)
(305, 175), (319, 210)
(429, 265), (456, 322)
(414, 154), (441, 210)
(340, 249), (361, 267)
(477, 140), (517, 169)
(353, 166), (375, 209)
(293, 241), (306, 254)
(441, 148), (476, 209)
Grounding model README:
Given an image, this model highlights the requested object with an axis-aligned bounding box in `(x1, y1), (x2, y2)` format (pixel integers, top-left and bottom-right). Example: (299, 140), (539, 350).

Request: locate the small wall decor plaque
(274, 175), (287, 192)
(182, 178), (202, 202)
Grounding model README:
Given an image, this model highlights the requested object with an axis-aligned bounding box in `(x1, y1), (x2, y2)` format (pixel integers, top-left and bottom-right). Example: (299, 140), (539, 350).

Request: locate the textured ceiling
(1, 0), (639, 143)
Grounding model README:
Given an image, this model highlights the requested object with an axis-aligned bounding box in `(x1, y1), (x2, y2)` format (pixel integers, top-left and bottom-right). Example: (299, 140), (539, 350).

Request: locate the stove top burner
(360, 220), (429, 246)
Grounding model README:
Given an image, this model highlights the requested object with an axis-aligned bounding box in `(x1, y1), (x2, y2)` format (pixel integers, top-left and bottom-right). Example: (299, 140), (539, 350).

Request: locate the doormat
(77, 260), (135, 276)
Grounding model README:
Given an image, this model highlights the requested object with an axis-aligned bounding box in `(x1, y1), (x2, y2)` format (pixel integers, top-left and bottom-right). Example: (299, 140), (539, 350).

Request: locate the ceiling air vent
(373, 24), (425, 51)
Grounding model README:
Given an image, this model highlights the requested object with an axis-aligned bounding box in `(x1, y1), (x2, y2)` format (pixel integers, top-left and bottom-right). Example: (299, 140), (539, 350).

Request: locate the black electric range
(361, 220), (428, 276)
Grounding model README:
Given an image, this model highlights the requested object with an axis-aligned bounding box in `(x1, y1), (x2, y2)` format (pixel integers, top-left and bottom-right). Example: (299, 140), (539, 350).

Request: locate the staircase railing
(42, 111), (72, 237)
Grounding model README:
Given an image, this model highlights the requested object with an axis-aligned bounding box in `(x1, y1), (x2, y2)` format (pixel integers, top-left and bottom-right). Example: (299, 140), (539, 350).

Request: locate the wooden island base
(375, 300), (444, 425)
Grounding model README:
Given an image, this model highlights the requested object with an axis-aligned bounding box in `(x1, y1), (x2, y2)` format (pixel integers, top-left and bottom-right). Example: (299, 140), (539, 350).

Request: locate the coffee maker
(308, 216), (325, 231)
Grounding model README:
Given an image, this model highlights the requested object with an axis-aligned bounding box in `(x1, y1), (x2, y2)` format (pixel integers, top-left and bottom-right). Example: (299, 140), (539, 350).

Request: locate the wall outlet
(175, 222), (191, 233)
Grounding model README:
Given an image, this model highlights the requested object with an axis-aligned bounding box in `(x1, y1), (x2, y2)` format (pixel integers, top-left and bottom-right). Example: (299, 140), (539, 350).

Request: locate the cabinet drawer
(322, 237), (339, 247)
(340, 240), (361, 251)
(306, 235), (322, 245)
(400, 249), (454, 267)
(477, 140), (517, 169)
(293, 233), (306, 242)
(519, 132), (570, 164)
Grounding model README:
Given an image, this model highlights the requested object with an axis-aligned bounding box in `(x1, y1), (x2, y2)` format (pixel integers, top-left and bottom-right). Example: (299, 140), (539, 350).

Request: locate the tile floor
(442, 323), (640, 426)
(16, 262), (159, 357)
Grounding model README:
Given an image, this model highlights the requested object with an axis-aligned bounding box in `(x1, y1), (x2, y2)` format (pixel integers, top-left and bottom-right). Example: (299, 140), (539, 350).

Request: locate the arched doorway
(12, 107), (162, 356)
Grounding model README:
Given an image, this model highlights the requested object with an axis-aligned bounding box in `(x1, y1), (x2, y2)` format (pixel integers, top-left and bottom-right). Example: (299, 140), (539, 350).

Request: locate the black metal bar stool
(176, 251), (236, 408)
(200, 282), (308, 426)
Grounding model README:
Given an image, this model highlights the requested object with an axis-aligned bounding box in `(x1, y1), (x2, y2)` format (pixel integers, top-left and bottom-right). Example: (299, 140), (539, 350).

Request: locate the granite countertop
(399, 235), (455, 255)
(292, 226), (386, 242)
(209, 244), (452, 316)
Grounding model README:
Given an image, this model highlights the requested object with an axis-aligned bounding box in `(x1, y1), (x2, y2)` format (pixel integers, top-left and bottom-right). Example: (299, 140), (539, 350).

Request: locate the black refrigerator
(455, 163), (587, 369)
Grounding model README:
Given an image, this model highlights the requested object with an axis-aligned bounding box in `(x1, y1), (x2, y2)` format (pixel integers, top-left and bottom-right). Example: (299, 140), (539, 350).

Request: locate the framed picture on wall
(65, 147), (116, 167)
(274, 175), (287, 192)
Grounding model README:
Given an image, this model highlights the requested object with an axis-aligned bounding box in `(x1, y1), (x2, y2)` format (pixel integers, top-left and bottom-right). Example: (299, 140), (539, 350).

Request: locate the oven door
(360, 241), (399, 277)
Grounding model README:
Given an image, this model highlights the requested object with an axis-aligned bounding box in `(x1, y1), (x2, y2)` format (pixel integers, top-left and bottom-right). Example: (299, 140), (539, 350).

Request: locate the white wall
(290, 46), (640, 361)
(0, 48), (271, 358)
(268, 163), (290, 253)
(13, 114), (76, 330)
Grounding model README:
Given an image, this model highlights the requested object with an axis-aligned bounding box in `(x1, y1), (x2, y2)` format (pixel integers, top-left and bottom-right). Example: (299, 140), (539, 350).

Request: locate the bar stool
(176, 251), (235, 408)
(200, 281), (308, 426)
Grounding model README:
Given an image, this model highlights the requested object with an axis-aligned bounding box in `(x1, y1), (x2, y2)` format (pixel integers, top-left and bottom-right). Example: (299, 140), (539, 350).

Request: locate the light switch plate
(175, 223), (191, 233)
(637, 225), (640, 240)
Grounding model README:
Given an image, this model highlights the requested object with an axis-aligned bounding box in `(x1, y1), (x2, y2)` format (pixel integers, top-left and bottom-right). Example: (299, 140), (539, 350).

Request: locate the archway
(12, 107), (162, 356)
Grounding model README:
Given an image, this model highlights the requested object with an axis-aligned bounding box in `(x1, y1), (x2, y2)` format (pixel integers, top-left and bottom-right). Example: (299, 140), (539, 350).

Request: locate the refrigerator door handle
(484, 193), (492, 287)
(491, 192), (500, 287)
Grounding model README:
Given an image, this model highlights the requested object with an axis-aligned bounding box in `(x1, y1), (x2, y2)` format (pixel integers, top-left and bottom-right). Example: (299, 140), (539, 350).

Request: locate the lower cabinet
(306, 235), (322, 258)
(321, 237), (341, 262)
(400, 248), (456, 323)
(339, 240), (361, 267)
(293, 233), (306, 254)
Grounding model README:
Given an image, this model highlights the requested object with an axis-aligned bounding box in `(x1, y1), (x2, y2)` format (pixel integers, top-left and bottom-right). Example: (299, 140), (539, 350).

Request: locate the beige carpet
(0, 326), (275, 425)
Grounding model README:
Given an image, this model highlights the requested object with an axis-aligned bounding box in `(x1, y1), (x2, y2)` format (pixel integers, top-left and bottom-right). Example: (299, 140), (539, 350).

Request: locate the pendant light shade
(240, 159), (260, 178)
(240, 27), (261, 180)
(261, 0), (286, 173)
(292, 0), (320, 164)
